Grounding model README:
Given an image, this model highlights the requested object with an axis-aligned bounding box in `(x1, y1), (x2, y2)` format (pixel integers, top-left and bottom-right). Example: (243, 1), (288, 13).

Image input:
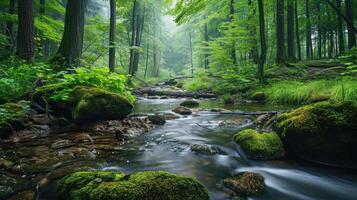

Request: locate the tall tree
(55, 0), (86, 68)
(204, 23), (209, 69)
(345, 0), (356, 49)
(109, 0), (116, 72)
(294, 0), (301, 60)
(257, 0), (266, 83)
(16, 0), (35, 61)
(317, 2), (322, 58)
(276, 0), (285, 64)
(336, 0), (345, 53)
(305, 0), (313, 59)
(5, 0), (15, 50)
(287, 0), (296, 61)
(189, 31), (194, 76)
(229, 0), (237, 65)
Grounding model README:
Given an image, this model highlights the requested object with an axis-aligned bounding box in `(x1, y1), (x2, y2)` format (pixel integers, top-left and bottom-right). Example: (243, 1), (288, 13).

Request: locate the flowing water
(103, 97), (357, 200)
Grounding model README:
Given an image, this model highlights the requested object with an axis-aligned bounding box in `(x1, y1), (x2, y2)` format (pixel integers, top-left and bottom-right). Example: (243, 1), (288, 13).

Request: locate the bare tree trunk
(345, 0), (356, 49)
(129, 0), (138, 75)
(16, 0), (35, 61)
(189, 31), (194, 76)
(204, 23), (209, 69)
(276, 0), (285, 64)
(109, 0), (116, 72)
(257, 0), (266, 83)
(295, 0), (301, 60)
(229, 0), (237, 65)
(287, 0), (296, 61)
(305, 0), (313, 59)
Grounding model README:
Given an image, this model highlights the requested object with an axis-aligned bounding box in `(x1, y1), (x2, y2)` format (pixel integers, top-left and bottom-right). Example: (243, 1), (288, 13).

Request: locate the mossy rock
(0, 101), (30, 139)
(251, 92), (267, 102)
(58, 171), (210, 200)
(72, 87), (133, 123)
(223, 172), (265, 198)
(272, 101), (357, 167)
(180, 100), (200, 108)
(34, 84), (133, 123)
(233, 129), (285, 160)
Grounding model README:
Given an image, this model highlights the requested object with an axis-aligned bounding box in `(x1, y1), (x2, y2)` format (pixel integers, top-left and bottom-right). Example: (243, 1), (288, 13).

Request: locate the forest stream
(17, 88), (354, 200)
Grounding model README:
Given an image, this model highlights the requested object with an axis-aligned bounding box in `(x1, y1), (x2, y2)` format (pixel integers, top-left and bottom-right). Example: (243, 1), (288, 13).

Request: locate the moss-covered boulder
(0, 101), (30, 139)
(273, 101), (357, 167)
(180, 100), (200, 108)
(233, 129), (285, 160)
(58, 171), (209, 200)
(223, 172), (265, 198)
(34, 85), (133, 123)
(251, 92), (267, 102)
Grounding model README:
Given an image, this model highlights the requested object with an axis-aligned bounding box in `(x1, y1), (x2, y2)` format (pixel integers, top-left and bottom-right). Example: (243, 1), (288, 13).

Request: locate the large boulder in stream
(180, 99), (200, 108)
(233, 129), (285, 160)
(58, 171), (209, 200)
(172, 106), (192, 115)
(34, 84), (133, 123)
(0, 101), (30, 139)
(223, 172), (265, 198)
(272, 101), (357, 167)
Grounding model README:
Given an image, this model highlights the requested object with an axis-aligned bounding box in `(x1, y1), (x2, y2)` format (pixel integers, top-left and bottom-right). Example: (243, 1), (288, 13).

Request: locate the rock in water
(272, 101), (357, 167)
(148, 115), (166, 125)
(233, 129), (285, 160)
(251, 92), (267, 102)
(0, 101), (30, 139)
(190, 144), (220, 155)
(180, 99), (200, 108)
(57, 171), (210, 200)
(172, 106), (192, 115)
(223, 172), (265, 198)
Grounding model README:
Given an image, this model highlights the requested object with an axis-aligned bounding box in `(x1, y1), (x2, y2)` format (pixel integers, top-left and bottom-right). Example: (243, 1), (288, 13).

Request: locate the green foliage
(0, 101), (30, 125)
(340, 47), (357, 76)
(46, 67), (135, 103)
(0, 62), (49, 103)
(258, 79), (357, 105)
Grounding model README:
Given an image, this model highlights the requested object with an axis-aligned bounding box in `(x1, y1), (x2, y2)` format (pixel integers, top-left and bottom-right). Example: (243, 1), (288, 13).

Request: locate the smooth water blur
(105, 98), (357, 200)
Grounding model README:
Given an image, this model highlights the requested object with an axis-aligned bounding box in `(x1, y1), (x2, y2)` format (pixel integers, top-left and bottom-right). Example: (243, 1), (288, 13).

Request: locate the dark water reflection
(108, 98), (357, 200)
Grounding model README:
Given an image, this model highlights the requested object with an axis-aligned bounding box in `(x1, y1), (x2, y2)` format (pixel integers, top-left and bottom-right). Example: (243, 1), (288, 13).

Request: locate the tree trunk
(345, 0), (356, 49)
(132, 6), (145, 75)
(257, 0), (266, 83)
(204, 23), (209, 69)
(189, 31), (194, 76)
(305, 0), (313, 59)
(229, 0), (237, 65)
(276, 0), (285, 64)
(295, 0), (301, 60)
(16, 0), (35, 61)
(144, 44), (149, 78)
(317, 2), (322, 59)
(55, 0), (86, 68)
(287, 0), (296, 61)
(5, 0), (16, 52)
(109, 0), (116, 72)
(336, 0), (345, 53)
(129, 0), (138, 75)
(248, 0), (259, 64)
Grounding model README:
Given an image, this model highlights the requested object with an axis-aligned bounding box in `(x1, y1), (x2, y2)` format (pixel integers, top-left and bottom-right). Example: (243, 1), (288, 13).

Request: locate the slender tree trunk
(16, 0), (35, 61)
(345, 0), (356, 49)
(276, 0), (285, 64)
(129, 0), (137, 75)
(248, 0), (259, 64)
(189, 31), (194, 76)
(287, 0), (296, 61)
(55, 0), (86, 68)
(144, 44), (149, 78)
(109, 0), (116, 72)
(305, 0), (313, 59)
(204, 23), (209, 69)
(257, 0), (266, 83)
(229, 0), (237, 65)
(317, 2), (322, 59)
(294, 0), (301, 60)
(5, 0), (16, 52)
(336, 0), (345, 53)
(132, 6), (145, 75)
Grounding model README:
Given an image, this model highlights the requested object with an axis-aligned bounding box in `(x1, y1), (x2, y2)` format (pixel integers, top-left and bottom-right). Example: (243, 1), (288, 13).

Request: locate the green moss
(180, 100), (199, 108)
(58, 171), (210, 200)
(0, 101), (30, 138)
(273, 101), (357, 166)
(251, 92), (267, 101)
(223, 172), (265, 197)
(233, 129), (285, 160)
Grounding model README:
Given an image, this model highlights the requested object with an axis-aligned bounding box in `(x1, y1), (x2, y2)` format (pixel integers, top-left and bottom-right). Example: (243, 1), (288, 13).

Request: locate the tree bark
(257, 0), (266, 83)
(5, 0), (16, 49)
(204, 23), (209, 69)
(336, 0), (345, 53)
(276, 0), (285, 64)
(109, 0), (116, 72)
(189, 31), (194, 76)
(129, 0), (138, 75)
(287, 0), (296, 61)
(55, 0), (86, 68)
(305, 0), (313, 59)
(248, 0), (259, 64)
(345, 0), (356, 49)
(295, 0), (301, 60)
(229, 0), (237, 65)
(16, 0), (35, 61)
(317, 2), (322, 58)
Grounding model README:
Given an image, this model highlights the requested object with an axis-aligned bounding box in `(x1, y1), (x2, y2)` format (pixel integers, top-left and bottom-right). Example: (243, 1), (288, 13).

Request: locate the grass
(257, 79), (357, 105)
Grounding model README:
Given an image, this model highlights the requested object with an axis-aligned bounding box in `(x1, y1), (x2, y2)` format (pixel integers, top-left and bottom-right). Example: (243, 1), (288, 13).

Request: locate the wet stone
(190, 144), (221, 155)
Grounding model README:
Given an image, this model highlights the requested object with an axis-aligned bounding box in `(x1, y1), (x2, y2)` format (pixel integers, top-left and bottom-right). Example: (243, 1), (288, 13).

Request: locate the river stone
(0, 101), (30, 139)
(272, 101), (357, 167)
(0, 158), (14, 169)
(223, 172), (265, 197)
(190, 144), (220, 155)
(7, 190), (35, 200)
(57, 171), (210, 200)
(148, 115), (166, 125)
(172, 106), (192, 115)
(0, 185), (14, 199)
(180, 99), (200, 108)
(233, 129), (285, 160)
